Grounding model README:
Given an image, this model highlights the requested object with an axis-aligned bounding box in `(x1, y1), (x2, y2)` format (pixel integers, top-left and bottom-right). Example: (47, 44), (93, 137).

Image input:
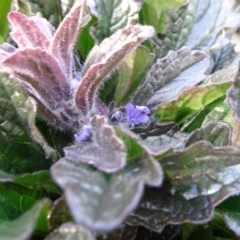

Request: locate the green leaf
(182, 96), (229, 133)
(48, 197), (72, 230)
(153, 1), (196, 58)
(0, 199), (51, 240)
(45, 223), (95, 240)
(114, 46), (153, 107)
(13, 171), (61, 197)
(0, 0), (12, 43)
(128, 141), (240, 232)
(51, 153), (162, 232)
(155, 68), (236, 124)
(0, 75), (52, 174)
(217, 195), (240, 236)
(0, 182), (47, 222)
(185, 121), (232, 147)
(139, 0), (188, 33)
(89, 0), (144, 43)
(77, 17), (96, 60)
(115, 127), (145, 164)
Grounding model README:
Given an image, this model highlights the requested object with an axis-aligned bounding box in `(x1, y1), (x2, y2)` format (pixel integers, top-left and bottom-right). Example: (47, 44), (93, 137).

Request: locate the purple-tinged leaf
(8, 11), (51, 50)
(75, 25), (155, 113)
(1, 48), (70, 108)
(132, 47), (209, 110)
(66, 115), (126, 173)
(45, 223), (95, 240)
(185, 121), (232, 148)
(51, 151), (162, 232)
(128, 141), (240, 233)
(50, 0), (89, 78)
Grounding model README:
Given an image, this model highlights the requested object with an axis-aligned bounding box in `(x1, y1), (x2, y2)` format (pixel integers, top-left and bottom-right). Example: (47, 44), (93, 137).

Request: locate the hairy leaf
(65, 115), (126, 173)
(128, 141), (240, 232)
(45, 223), (95, 240)
(51, 153), (162, 232)
(0, 75), (51, 174)
(75, 24), (155, 113)
(155, 68), (236, 124)
(140, 0), (188, 33)
(1, 48), (70, 109)
(51, 0), (90, 78)
(88, 0), (144, 43)
(0, 0), (12, 43)
(2, 76), (57, 159)
(8, 11), (52, 49)
(0, 199), (51, 240)
(132, 47), (209, 110)
(185, 121), (232, 147)
(114, 46), (153, 106)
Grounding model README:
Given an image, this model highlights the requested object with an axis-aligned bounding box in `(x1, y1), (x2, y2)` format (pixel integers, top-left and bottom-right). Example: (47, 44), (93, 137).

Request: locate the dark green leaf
(0, 182), (47, 222)
(13, 171), (61, 196)
(185, 121), (232, 147)
(128, 141), (240, 232)
(217, 195), (240, 236)
(0, 199), (51, 240)
(77, 17), (96, 60)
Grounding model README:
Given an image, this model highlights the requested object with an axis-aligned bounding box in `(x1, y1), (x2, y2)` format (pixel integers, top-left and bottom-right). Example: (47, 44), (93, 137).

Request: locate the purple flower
(70, 75), (82, 90)
(125, 103), (150, 126)
(74, 126), (92, 142)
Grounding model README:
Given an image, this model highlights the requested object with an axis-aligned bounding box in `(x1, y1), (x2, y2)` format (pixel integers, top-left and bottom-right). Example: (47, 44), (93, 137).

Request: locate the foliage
(0, 0), (240, 239)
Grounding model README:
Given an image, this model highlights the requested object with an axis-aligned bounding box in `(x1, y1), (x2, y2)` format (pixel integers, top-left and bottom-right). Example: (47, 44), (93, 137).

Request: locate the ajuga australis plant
(1, 0), (240, 239)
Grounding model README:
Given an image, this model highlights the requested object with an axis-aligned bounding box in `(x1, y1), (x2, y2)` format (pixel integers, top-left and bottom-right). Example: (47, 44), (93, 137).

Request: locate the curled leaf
(75, 24), (155, 113)
(51, 153), (162, 232)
